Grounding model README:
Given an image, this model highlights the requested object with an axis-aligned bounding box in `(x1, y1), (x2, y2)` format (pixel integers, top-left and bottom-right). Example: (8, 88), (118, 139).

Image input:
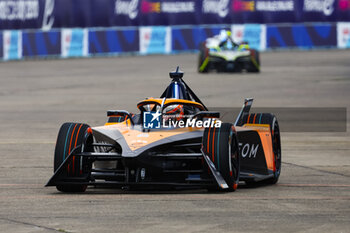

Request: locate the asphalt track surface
(0, 50), (349, 233)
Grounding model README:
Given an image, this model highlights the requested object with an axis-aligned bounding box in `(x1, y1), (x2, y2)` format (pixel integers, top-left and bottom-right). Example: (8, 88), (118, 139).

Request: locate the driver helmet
(219, 29), (228, 42)
(164, 104), (184, 121)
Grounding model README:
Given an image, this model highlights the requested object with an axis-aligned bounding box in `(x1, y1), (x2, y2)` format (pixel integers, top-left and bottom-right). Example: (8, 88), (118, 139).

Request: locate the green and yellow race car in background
(198, 30), (260, 73)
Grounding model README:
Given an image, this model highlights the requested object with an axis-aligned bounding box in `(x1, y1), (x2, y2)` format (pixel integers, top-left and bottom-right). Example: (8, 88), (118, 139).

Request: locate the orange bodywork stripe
(247, 114), (251, 124)
(137, 98), (205, 110)
(243, 123), (270, 128)
(95, 124), (203, 151)
(258, 131), (274, 171)
(212, 127), (216, 162)
(253, 114), (257, 124)
(207, 127), (211, 154)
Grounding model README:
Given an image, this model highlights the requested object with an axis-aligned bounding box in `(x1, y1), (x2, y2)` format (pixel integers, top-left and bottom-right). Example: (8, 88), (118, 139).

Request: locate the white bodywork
(205, 33), (251, 61)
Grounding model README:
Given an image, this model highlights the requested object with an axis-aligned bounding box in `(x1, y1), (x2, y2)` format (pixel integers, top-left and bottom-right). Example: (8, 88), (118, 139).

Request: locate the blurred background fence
(0, 0), (350, 60)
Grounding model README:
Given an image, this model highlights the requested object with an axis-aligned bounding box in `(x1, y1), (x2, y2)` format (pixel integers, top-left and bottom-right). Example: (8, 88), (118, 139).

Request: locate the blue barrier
(139, 26), (171, 54)
(22, 31), (61, 57)
(172, 26), (229, 51)
(0, 23), (343, 61)
(266, 24), (337, 49)
(3, 30), (22, 60)
(61, 29), (88, 57)
(0, 32), (2, 58)
(337, 22), (350, 48)
(89, 28), (139, 55)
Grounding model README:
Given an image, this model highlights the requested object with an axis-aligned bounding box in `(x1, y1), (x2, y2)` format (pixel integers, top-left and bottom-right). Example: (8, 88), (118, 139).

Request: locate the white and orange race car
(47, 67), (280, 192)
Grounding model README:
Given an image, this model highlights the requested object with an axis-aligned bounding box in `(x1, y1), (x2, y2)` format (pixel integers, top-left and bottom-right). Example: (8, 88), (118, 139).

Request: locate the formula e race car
(46, 67), (280, 193)
(198, 30), (260, 73)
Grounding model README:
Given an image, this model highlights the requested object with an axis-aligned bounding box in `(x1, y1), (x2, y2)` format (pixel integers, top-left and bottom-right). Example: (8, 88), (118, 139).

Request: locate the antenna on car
(160, 66), (209, 111)
(169, 66), (183, 80)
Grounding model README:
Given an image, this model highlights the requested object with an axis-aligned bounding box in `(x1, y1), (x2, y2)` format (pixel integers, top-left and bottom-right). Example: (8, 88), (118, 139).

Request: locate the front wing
(46, 144), (229, 190)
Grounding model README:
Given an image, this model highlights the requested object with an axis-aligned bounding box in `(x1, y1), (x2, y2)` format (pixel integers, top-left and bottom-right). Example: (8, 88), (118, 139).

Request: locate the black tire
(246, 49), (260, 73)
(198, 43), (209, 73)
(54, 122), (93, 192)
(203, 123), (240, 192)
(243, 113), (281, 184)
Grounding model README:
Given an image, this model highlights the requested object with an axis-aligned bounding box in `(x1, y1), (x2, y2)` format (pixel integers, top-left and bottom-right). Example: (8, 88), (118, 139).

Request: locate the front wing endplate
(201, 149), (228, 189)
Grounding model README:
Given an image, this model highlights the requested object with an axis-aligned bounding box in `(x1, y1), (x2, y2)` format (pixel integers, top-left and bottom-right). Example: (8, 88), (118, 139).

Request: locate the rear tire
(203, 123), (240, 192)
(198, 43), (209, 73)
(246, 49), (260, 73)
(243, 113), (281, 184)
(54, 122), (93, 192)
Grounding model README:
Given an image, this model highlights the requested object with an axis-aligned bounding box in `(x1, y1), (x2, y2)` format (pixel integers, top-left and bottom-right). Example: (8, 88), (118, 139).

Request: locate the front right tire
(54, 122), (93, 192)
(203, 123), (240, 192)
